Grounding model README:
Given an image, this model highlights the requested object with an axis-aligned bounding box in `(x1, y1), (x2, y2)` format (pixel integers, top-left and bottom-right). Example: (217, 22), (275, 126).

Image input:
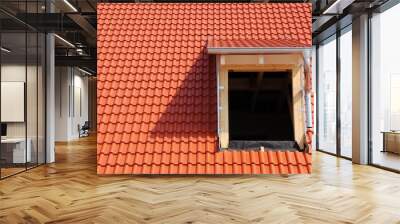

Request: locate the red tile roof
(97, 3), (313, 175)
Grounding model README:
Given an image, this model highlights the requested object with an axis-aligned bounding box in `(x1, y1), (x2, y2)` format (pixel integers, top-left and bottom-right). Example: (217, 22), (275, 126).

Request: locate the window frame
(315, 24), (353, 160)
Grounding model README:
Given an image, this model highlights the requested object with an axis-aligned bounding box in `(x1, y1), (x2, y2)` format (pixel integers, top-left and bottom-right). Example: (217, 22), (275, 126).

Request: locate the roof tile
(107, 153), (117, 166)
(116, 154), (126, 166)
(277, 151), (288, 165)
(123, 165), (133, 174)
(126, 153), (135, 166)
(250, 151), (260, 164)
(178, 164), (188, 174)
(241, 151), (251, 165)
(134, 153), (144, 165)
(142, 165), (152, 174)
(242, 164), (252, 174)
(260, 164), (271, 174)
(98, 3), (312, 175)
(206, 152), (215, 165)
(132, 165), (142, 174)
(98, 154), (108, 166)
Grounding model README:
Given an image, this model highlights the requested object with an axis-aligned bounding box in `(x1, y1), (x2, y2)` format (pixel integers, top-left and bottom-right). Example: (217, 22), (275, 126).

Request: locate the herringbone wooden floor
(1, 136), (400, 224)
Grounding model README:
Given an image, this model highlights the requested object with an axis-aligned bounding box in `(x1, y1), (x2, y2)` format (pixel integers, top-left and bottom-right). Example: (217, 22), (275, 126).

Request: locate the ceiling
(0, 0), (394, 73)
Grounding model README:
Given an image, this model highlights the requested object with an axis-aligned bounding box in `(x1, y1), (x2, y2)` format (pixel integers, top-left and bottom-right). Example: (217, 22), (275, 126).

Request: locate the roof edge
(207, 47), (312, 55)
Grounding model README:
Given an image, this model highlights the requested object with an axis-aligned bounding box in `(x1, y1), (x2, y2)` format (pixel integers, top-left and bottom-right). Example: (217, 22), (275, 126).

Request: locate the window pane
(1, 30), (28, 177)
(318, 36), (337, 154)
(27, 31), (38, 168)
(38, 32), (45, 165)
(371, 4), (400, 171)
(340, 28), (352, 158)
(0, 0), (46, 179)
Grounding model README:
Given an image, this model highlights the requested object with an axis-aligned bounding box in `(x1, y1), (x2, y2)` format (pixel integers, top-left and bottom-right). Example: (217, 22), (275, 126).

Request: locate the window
(228, 71), (294, 143)
(317, 35), (337, 154)
(370, 4), (400, 171)
(217, 55), (307, 151)
(0, 1), (47, 179)
(340, 27), (352, 158)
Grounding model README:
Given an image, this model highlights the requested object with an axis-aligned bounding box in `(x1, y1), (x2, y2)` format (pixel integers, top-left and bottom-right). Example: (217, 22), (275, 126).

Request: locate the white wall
(71, 72), (89, 138)
(55, 66), (70, 141)
(1, 64), (26, 139)
(1, 63), (46, 164)
(0, 64), (40, 137)
(54, 67), (89, 141)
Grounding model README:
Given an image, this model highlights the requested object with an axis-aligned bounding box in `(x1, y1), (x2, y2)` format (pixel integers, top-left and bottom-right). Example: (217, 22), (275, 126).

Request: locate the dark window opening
(228, 71), (297, 150)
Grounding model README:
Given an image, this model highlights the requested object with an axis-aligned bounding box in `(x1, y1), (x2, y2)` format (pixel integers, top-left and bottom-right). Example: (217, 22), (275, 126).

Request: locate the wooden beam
(222, 64), (295, 72)
(292, 65), (306, 149)
(219, 68), (229, 149)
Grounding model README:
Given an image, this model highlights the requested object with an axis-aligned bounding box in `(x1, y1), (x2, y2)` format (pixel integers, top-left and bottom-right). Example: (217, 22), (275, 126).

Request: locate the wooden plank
(222, 64), (294, 72)
(225, 54), (303, 65)
(292, 65), (306, 149)
(219, 68), (229, 149)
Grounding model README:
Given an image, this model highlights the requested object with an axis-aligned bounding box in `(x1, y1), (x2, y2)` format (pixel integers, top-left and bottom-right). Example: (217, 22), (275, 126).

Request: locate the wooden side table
(382, 131), (400, 154)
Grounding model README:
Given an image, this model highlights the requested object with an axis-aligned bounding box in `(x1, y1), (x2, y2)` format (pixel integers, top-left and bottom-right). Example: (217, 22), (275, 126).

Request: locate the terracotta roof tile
(142, 165), (152, 174)
(260, 164), (271, 174)
(114, 165), (124, 174)
(98, 154), (108, 166)
(97, 3), (312, 175)
(132, 165), (142, 174)
(126, 153), (135, 166)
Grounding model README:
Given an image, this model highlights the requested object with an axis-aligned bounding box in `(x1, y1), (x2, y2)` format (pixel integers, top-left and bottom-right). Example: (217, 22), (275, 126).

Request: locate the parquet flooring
(1, 167), (26, 178)
(1, 135), (400, 224)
